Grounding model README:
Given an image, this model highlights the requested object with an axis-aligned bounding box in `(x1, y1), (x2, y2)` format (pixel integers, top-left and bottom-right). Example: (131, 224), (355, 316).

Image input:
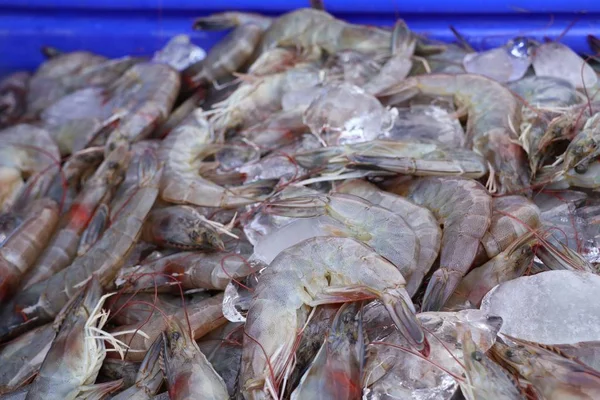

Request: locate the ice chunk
(153, 34), (206, 71)
(463, 46), (531, 83)
(303, 82), (396, 145)
(481, 271), (600, 344)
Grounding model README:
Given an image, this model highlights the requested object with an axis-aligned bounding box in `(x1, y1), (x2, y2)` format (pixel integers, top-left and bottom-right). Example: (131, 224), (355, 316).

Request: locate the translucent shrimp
(111, 335), (164, 400)
(459, 329), (524, 400)
(294, 139), (488, 179)
(492, 336), (600, 400)
(380, 74), (529, 194)
(335, 179), (441, 296)
(193, 11), (273, 31)
(161, 317), (229, 400)
(265, 192), (420, 286)
(0, 124), (60, 211)
(291, 302), (365, 400)
(116, 251), (254, 293)
(446, 231), (536, 310)
(25, 278), (122, 400)
(141, 206), (226, 251)
(22, 145), (131, 288)
(160, 111), (275, 208)
(104, 62), (181, 151)
(389, 177), (492, 311)
(0, 198), (59, 302)
(240, 237), (426, 399)
(0, 149), (162, 341)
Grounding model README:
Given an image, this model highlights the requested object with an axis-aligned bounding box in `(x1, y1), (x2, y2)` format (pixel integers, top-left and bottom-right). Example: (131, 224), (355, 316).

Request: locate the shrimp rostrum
(240, 236), (427, 399)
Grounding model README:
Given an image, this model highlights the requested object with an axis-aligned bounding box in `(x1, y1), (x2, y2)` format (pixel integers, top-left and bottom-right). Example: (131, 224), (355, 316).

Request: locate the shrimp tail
(381, 291), (429, 356)
(422, 268), (463, 312)
(193, 14), (239, 31)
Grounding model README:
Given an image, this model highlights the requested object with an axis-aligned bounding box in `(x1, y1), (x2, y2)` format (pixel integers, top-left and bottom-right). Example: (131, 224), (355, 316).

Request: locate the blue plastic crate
(0, 0), (599, 75)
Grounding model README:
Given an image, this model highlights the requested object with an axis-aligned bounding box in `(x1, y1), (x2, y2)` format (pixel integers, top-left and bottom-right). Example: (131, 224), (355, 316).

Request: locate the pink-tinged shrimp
(240, 108), (307, 153)
(241, 237), (426, 399)
(389, 177), (492, 311)
(76, 203), (109, 257)
(0, 72), (30, 128)
(117, 251), (254, 293)
(336, 179), (441, 296)
(104, 63), (180, 151)
(0, 124), (60, 211)
(111, 334), (164, 400)
(160, 111), (275, 208)
(0, 149), (162, 341)
(0, 199), (59, 302)
(0, 324), (55, 395)
(22, 145), (130, 288)
(162, 317), (229, 399)
(380, 74), (530, 194)
(291, 302), (364, 400)
(109, 293), (226, 362)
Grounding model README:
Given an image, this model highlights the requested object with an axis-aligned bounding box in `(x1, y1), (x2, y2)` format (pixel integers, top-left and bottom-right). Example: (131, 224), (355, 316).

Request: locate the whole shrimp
(446, 231), (536, 310)
(335, 179), (441, 296)
(294, 139), (488, 179)
(459, 329), (525, 400)
(291, 302), (365, 400)
(160, 111), (275, 208)
(111, 335), (164, 400)
(379, 74), (529, 194)
(109, 293), (226, 362)
(388, 176), (492, 311)
(240, 236), (426, 399)
(0, 198), (59, 302)
(25, 278), (122, 400)
(0, 149), (162, 341)
(116, 251), (254, 293)
(492, 336), (600, 400)
(141, 206), (226, 251)
(0, 324), (55, 395)
(0, 124), (60, 211)
(22, 145), (130, 288)
(104, 62), (180, 152)
(265, 192), (420, 286)
(162, 317), (229, 399)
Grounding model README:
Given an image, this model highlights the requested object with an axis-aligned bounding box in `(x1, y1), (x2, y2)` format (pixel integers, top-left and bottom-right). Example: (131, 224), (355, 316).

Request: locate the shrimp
(0, 124), (60, 211)
(22, 145), (130, 288)
(291, 302), (365, 400)
(111, 335), (164, 400)
(559, 112), (600, 176)
(0, 199), (59, 302)
(0, 324), (55, 395)
(265, 192), (421, 286)
(162, 317), (229, 399)
(104, 63), (180, 151)
(240, 237), (426, 399)
(109, 293), (226, 362)
(335, 179), (441, 296)
(0, 149), (161, 341)
(258, 9), (391, 56)
(116, 251), (254, 293)
(24, 278), (121, 400)
(160, 111), (275, 207)
(100, 359), (140, 389)
(240, 108), (307, 153)
(193, 11), (273, 31)
(459, 329), (524, 400)
(0, 72), (30, 128)
(294, 139), (488, 179)
(492, 336), (600, 400)
(446, 232), (536, 310)
(388, 176), (492, 311)
(186, 24), (264, 87)
(76, 203), (109, 257)
(379, 74), (529, 194)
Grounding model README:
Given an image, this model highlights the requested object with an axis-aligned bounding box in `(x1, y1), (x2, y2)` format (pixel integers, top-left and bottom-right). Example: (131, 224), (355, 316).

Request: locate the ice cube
(481, 270), (600, 344)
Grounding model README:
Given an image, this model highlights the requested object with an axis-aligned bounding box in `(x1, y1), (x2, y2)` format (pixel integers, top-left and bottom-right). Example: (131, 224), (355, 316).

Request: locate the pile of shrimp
(1, 5), (600, 400)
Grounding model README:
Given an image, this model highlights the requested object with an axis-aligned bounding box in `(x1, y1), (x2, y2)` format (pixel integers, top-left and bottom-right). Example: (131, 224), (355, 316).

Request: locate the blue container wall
(1, 0), (599, 75)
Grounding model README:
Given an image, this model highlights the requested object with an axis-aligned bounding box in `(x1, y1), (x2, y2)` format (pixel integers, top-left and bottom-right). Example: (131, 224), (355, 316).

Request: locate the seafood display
(1, 5), (600, 400)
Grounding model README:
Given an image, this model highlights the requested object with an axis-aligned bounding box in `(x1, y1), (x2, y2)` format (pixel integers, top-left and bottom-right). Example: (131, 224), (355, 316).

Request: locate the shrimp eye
(171, 332), (181, 341)
(107, 161), (120, 170)
(575, 163), (588, 174)
(472, 351), (483, 361)
(505, 349), (514, 358)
